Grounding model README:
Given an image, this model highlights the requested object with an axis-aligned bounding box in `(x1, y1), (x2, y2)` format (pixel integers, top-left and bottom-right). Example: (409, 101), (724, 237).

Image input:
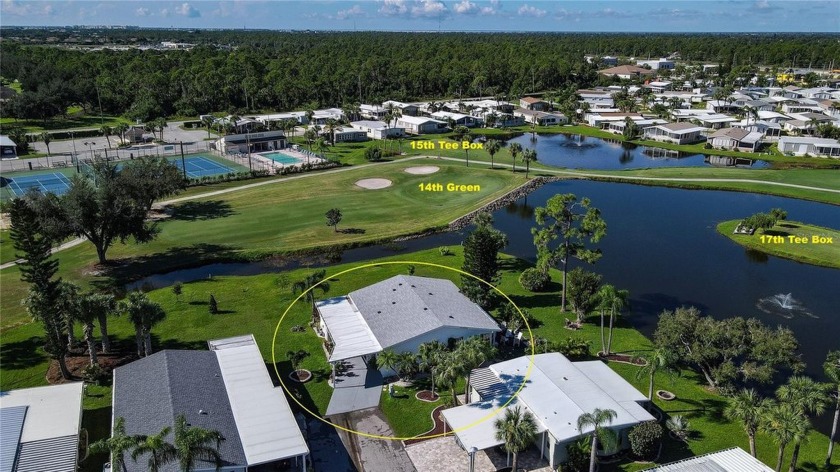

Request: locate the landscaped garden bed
(288, 369), (312, 383)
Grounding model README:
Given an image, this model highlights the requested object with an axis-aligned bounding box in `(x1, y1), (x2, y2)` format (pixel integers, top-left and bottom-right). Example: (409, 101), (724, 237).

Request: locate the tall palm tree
(724, 388), (768, 457)
(115, 123), (130, 145)
(762, 402), (809, 472)
(303, 127), (318, 153)
(83, 292), (116, 353)
(436, 352), (465, 405)
(522, 148), (537, 178)
(375, 348), (400, 376)
(324, 118), (342, 144)
(76, 292), (115, 365)
(452, 125), (472, 166)
(155, 117), (168, 143)
(201, 116), (215, 139)
(494, 406), (538, 472)
(315, 136), (329, 160)
(596, 285), (629, 355)
(457, 337), (496, 402)
(635, 347), (676, 401)
(509, 142), (522, 174)
(825, 350), (840, 466)
(173, 415), (223, 472)
(743, 105), (759, 126)
(55, 280), (80, 350)
(305, 109), (315, 126)
(131, 426), (177, 472)
(776, 376), (829, 472)
(100, 125), (113, 149)
(292, 270), (329, 324)
(90, 417), (139, 472)
(577, 408), (618, 472)
(120, 291), (167, 357)
(418, 340), (447, 395)
(40, 132), (52, 157)
(485, 139), (500, 169)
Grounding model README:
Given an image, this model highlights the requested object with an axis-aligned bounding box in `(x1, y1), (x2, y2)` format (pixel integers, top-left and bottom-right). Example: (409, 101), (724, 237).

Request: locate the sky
(1, 0), (838, 32)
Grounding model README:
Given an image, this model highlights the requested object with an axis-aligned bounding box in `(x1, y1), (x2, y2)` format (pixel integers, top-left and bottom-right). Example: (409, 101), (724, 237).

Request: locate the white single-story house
(112, 334), (310, 472)
(382, 100), (420, 116)
(781, 102), (825, 115)
(731, 120), (782, 138)
(706, 100), (742, 114)
(646, 81), (672, 93)
(330, 128), (368, 143)
(317, 275), (500, 373)
(360, 104), (388, 120)
(520, 97), (550, 111)
(778, 136), (840, 157)
(693, 113), (739, 130)
(514, 108), (568, 126)
(350, 120), (406, 140)
(396, 115), (449, 134)
(585, 55), (618, 66)
(469, 99), (515, 114)
(1, 134), (18, 159)
(216, 130), (286, 154)
(742, 99), (775, 112)
(605, 118), (667, 135)
(441, 353), (655, 469)
(708, 128), (763, 152)
(585, 112), (645, 128)
(431, 111), (481, 127)
(643, 122), (707, 144)
(0, 383), (84, 472)
(636, 58), (674, 70)
(757, 110), (793, 124)
(578, 90), (615, 108)
(640, 447), (773, 472)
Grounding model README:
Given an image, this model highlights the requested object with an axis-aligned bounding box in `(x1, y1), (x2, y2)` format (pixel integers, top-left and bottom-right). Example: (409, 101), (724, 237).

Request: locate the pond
(503, 133), (770, 170)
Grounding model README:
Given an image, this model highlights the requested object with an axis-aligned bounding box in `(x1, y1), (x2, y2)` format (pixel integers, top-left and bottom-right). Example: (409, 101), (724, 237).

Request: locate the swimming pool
(261, 151), (300, 165)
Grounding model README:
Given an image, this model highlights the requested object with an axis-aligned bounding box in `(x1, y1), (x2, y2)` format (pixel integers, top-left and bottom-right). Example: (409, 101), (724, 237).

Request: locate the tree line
(1, 31), (837, 125)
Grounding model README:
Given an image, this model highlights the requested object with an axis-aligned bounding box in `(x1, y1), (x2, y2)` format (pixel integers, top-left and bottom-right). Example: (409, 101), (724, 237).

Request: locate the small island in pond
(718, 217), (839, 270)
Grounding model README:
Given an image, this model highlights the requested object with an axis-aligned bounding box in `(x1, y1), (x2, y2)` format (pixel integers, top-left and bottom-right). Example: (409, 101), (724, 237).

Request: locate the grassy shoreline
(717, 220), (840, 269)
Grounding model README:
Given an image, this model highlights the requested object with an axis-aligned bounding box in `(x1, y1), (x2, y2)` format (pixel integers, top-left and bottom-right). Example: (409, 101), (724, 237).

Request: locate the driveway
(306, 416), (357, 472)
(405, 436), (552, 472)
(335, 409), (416, 472)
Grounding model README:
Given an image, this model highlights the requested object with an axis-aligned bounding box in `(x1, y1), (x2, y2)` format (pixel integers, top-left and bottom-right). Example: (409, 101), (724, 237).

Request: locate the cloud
(1, 0), (54, 16)
(135, 7), (151, 17)
(412, 0), (448, 18)
(454, 0), (478, 14)
(378, 0), (448, 18)
(517, 4), (546, 17)
(175, 2), (201, 17)
(379, 0), (409, 16)
(555, 8), (583, 21)
(160, 8), (170, 17)
(337, 4), (365, 19)
(593, 8), (632, 18)
(750, 0), (780, 13)
(649, 8), (702, 19)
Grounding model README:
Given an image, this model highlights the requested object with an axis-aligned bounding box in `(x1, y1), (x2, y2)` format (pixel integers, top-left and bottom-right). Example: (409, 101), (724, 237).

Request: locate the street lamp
(83, 141), (96, 161)
(469, 447), (477, 472)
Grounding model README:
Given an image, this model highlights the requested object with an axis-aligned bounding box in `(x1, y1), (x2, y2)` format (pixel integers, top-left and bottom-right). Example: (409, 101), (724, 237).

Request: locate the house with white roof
(0, 135), (18, 159)
(708, 128), (764, 152)
(382, 100), (420, 116)
(112, 334), (309, 472)
(441, 353), (655, 469)
(778, 136), (840, 158)
(643, 122), (707, 144)
(646, 81), (672, 93)
(520, 97), (550, 111)
(641, 447), (773, 472)
(431, 111), (481, 127)
(636, 58), (674, 70)
(396, 115), (449, 134)
(350, 120), (405, 140)
(0, 383), (84, 472)
(706, 100), (742, 114)
(693, 113), (739, 130)
(514, 108), (568, 126)
(360, 104), (388, 120)
(731, 120), (782, 139)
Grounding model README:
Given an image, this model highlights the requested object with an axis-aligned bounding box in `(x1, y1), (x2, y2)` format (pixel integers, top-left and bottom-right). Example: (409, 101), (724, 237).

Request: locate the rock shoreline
(449, 176), (563, 230)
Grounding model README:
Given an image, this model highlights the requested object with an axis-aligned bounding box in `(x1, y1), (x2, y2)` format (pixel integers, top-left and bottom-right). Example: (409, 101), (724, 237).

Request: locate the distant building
(216, 130), (286, 154)
(641, 447), (773, 472)
(585, 55), (619, 66)
(643, 122), (707, 144)
(350, 120), (406, 140)
(520, 96), (550, 111)
(430, 111), (481, 128)
(360, 104), (388, 120)
(636, 58), (675, 70)
(0, 135), (18, 159)
(708, 128), (763, 152)
(0, 383), (84, 472)
(382, 100), (420, 116)
(330, 128), (368, 143)
(599, 65), (656, 80)
(514, 108), (567, 126)
(396, 115), (448, 134)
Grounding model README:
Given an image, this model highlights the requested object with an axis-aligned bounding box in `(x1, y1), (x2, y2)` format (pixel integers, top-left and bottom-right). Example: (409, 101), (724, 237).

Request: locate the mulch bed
(289, 369), (312, 383)
(403, 405), (449, 446)
(47, 351), (135, 384)
(599, 352), (647, 366)
(415, 390), (440, 402)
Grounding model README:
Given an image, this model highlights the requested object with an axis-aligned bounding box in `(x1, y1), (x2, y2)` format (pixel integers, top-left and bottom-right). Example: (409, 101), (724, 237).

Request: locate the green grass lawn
(717, 220), (840, 269)
(0, 114), (132, 133)
(3, 247), (834, 471)
(0, 160), (526, 328)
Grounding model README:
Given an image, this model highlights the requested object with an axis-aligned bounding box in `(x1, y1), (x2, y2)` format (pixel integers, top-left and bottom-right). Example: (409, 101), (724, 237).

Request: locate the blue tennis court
(1, 172), (72, 197)
(175, 156), (236, 178)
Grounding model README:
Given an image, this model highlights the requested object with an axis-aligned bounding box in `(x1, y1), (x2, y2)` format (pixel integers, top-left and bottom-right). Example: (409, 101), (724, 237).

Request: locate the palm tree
(776, 376), (829, 472)
(452, 125), (472, 166)
(724, 388), (769, 457)
(577, 408), (618, 472)
(418, 341), (447, 395)
(324, 118), (342, 144)
(100, 125), (113, 149)
(284, 118), (298, 139)
(509, 142), (522, 174)
(120, 291), (167, 357)
(762, 402), (809, 472)
(90, 417), (139, 472)
(303, 127), (318, 153)
(457, 337), (496, 402)
(436, 352), (465, 405)
(115, 123), (130, 145)
(292, 270), (329, 324)
(596, 285), (629, 355)
(201, 116), (215, 139)
(155, 117), (168, 143)
(485, 139), (500, 169)
(55, 281), (80, 350)
(395, 351), (418, 381)
(40, 132), (52, 157)
(375, 348), (400, 376)
(825, 350), (840, 466)
(173, 415), (223, 472)
(76, 292), (115, 366)
(315, 136), (329, 160)
(635, 347), (676, 401)
(304, 109), (315, 126)
(131, 426), (177, 472)
(743, 105), (759, 126)
(521, 148), (537, 178)
(494, 405), (538, 472)
(82, 292), (116, 353)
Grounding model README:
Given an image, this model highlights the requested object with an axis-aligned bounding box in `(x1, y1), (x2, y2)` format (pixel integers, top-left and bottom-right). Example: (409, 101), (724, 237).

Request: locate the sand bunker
(404, 166), (440, 175)
(355, 178), (393, 189)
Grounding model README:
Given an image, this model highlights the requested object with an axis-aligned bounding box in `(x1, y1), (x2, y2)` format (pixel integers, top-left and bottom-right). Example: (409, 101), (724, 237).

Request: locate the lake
(503, 133), (770, 170)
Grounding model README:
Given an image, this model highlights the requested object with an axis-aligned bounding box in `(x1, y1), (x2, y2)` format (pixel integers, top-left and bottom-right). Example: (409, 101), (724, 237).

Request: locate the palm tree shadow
(0, 336), (47, 370)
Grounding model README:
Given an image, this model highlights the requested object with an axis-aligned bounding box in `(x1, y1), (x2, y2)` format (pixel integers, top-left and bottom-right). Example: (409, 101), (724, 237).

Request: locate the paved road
(342, 409), (416, 472)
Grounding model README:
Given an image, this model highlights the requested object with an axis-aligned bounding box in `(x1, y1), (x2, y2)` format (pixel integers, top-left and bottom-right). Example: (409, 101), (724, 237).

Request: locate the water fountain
(756, 293), (816, 319)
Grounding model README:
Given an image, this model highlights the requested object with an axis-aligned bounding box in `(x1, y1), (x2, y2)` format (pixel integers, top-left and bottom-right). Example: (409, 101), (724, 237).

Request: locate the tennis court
(1, 172), (73, 197)
(175, 155), (239, 178)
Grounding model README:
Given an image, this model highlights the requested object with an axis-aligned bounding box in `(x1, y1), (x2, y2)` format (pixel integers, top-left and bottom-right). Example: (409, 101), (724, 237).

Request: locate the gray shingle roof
(348, 275), (500, 349)
(113, 351), (247, 472)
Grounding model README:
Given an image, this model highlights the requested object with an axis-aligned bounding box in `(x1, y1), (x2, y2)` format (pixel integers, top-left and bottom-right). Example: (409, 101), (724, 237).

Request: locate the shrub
(209, 294), (218, 314)
(703, 142), (713, 149)
(629, 421), (663, 460)
(439, 246), (453, 256)
(556, 337), (591, 360)
(559, 438), (591, 472)
(83, 364), (108, 386)
(519, 267), (549, 292)
(666, 415), (690, 441)
(172, 282), (183, 301)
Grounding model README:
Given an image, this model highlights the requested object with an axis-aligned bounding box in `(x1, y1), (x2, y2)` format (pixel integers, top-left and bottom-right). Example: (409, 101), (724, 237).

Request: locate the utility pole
(179, 141), (187, 180)
(246, 132), (252, 172)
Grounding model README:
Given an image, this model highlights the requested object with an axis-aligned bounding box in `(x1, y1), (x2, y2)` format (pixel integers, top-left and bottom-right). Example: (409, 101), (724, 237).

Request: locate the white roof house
(641, 447), (773, 472)
(442, 353), (655, 469)
(0, 383), (84, 472)
(778, 136), (840, 158)
(113, 334), (309, 472)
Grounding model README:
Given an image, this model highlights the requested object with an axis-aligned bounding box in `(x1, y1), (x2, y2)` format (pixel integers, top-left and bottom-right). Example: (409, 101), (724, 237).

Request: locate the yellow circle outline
(271, 260), (536, 441)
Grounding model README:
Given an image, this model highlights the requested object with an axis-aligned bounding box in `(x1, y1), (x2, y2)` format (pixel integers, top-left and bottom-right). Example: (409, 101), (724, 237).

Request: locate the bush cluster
(629, 421), (663, 460)
(519, 267), (550, 292)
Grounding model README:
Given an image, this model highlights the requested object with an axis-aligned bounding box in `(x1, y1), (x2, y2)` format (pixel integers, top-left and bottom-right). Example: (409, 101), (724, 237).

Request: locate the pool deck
(255, 148), (325, 169)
